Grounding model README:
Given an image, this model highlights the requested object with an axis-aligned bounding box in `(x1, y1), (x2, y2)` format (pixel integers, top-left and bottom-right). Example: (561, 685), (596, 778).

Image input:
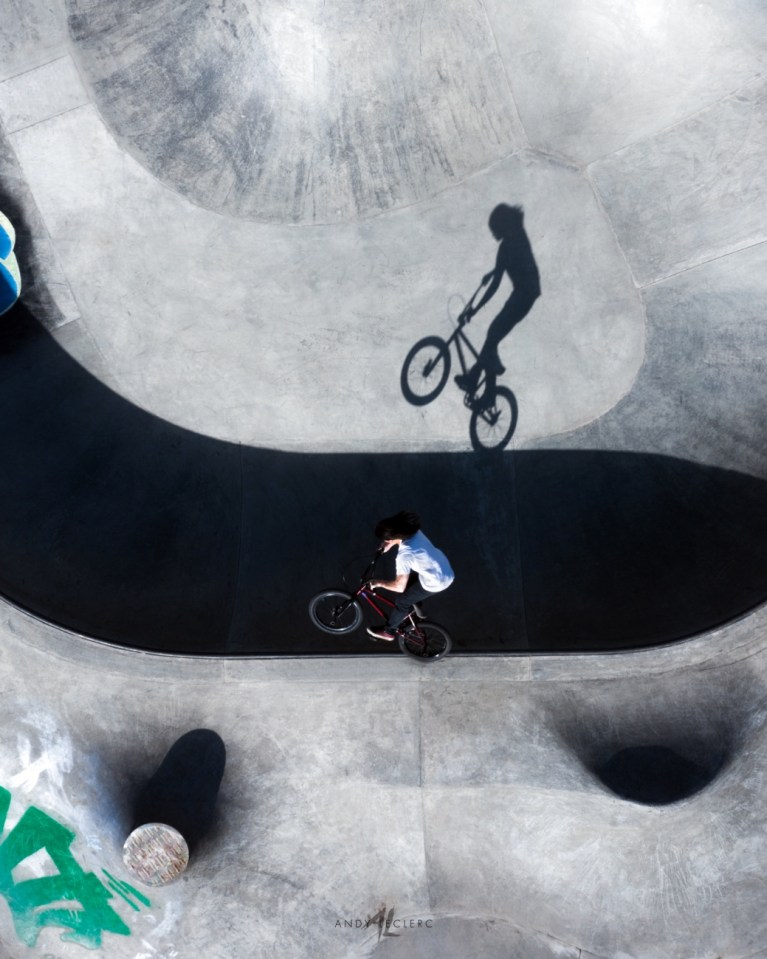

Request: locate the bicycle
(400, 281), (518, 452)
(308, 551), (452, 661)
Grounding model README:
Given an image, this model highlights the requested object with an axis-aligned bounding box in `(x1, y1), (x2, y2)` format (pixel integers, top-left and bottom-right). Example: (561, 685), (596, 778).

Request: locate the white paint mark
(9, 753), (56, 792)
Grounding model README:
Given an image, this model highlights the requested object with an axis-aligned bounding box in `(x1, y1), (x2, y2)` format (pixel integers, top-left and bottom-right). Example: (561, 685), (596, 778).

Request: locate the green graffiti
(101, 869), (151, 911)
(0, 786), (134, 949)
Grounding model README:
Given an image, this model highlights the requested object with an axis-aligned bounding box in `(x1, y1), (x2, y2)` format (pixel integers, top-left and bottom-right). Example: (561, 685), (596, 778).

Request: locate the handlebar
(458, 274), (492, 325)
(354, 549), (385, 588)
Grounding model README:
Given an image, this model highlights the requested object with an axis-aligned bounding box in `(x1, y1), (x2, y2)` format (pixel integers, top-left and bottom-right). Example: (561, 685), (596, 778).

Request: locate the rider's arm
(470, 246), (504, 316)
(371, 572), (409, 593)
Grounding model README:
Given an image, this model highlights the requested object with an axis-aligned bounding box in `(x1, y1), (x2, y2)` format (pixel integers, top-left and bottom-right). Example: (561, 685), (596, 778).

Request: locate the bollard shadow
(132, 730), (226, 853)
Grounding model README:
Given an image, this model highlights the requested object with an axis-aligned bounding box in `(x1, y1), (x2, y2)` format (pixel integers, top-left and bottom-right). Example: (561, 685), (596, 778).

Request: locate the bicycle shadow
(400, 203), (540, 453)
(401, 304), (519, 452)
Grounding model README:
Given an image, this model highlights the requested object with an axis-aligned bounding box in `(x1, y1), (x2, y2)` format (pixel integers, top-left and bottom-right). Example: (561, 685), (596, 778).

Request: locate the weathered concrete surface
(590, 77), (767, 286)
(1, 1), (767, 956)
(0, 0), (68, 83)
(1, 15), (767, 650)
(6, 111), (644, 449)
(486, 0), (767, 166)
(65, 0), (526, 224)
(1, 600), (767, 959)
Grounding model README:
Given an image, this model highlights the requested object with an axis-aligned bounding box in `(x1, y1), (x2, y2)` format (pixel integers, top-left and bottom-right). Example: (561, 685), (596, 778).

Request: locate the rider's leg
(388, 576), (433, 630)
(367, 576), (432, 640)
(474, 371), (497, 410)
(476, 300), (518, 376)
(471, 292), (536, 384)
(454, 327), (508, 393)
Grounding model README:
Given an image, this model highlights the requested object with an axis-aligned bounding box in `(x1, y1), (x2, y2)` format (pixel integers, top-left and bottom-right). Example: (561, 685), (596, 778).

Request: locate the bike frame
(444, 319), (481, 381)
(444, 281), (499, 400)
(311, 553), (451, 659)
(347, 552), (418, 631)
(399, 276), (516, 451)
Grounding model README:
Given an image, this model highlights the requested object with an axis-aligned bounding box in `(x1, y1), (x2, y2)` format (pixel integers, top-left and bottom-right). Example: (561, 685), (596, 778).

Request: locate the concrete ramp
(2, 308), (767, 653)
(1, 0), (767, 654)
(1, 0), (767, 956)
(0, 600), (766, 958)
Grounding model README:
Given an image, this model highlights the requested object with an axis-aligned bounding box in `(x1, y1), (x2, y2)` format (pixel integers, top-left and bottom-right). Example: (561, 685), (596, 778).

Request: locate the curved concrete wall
(1, 4), (767, 956)
(2, 306), (767, 653)
(1, 597), (766, 958)
(0, 0), (767, 652)
(2, 0), (767, 654)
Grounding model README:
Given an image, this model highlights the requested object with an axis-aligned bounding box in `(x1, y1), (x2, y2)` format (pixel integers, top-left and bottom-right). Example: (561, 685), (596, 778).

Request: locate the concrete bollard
(122, 729), (226, 886)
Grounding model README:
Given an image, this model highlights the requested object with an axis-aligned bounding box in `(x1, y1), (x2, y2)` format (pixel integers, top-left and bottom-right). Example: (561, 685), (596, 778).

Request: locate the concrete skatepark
(1, 0), (767, 956)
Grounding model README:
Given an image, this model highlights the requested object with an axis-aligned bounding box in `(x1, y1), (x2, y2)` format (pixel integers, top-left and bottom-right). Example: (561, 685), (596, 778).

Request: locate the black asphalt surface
(3, 295), (767, 655)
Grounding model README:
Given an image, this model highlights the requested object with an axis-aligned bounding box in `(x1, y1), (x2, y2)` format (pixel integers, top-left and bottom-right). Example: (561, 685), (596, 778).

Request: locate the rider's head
(489, 203), (523, 240)
(374, 510), (421, 543)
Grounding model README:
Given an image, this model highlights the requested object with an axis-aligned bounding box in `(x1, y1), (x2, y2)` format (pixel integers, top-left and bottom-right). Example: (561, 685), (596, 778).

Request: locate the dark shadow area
(132, 729), (226, 852)
(545, 675), (756, 805)
(594, 745), (716, 805)
(513, 449), (767, 649)
(3, 299), (767, 654)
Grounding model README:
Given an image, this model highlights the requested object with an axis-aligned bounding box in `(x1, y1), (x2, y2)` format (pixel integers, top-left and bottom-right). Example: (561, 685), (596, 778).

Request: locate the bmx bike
(400, 282), (518, 452)
(308, 550), (452, 662)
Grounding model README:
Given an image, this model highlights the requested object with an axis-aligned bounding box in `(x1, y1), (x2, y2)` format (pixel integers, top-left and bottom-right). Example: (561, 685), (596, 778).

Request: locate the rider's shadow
(401, 204), (541, 453)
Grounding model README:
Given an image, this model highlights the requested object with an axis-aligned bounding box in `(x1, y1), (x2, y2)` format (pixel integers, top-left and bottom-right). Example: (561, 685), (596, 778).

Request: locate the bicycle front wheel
(309, 591), (362, 635)
(401, 337), (451, 406)
(469, 386), (518, 452)
(398, 621), (452, 661)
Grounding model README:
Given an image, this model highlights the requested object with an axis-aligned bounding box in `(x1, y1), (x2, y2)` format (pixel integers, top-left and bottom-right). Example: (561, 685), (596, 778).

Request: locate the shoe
(454, 372), (477, 392)
(367, 626), (397, 642)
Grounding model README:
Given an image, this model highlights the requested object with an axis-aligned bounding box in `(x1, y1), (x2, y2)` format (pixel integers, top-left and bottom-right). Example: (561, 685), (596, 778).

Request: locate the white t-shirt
(395, 531), (454, 592)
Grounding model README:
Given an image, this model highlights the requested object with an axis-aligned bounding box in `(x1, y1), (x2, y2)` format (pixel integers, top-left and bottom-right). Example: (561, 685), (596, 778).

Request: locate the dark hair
(374, 510), (421, 541)
(488, 203), (523, 237)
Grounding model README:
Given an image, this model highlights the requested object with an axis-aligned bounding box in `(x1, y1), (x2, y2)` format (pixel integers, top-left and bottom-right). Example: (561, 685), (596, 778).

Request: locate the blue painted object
(0, 212), (21, 315)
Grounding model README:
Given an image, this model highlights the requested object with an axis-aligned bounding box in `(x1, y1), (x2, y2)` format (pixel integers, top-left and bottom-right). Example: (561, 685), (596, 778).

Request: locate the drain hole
(595, 745), (717, 805)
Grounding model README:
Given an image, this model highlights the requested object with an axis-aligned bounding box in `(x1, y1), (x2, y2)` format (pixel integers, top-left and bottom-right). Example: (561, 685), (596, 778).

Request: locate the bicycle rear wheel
(401, 337), (451, 406)
(469, 386), (518, 451)
(398, 621), (452, 661)
(309, 591), (362, 635)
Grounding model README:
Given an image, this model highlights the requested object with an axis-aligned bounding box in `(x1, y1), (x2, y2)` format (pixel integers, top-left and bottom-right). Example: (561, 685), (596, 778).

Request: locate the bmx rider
(366, 511), (454, 641)
(454, 203), (540, 395)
